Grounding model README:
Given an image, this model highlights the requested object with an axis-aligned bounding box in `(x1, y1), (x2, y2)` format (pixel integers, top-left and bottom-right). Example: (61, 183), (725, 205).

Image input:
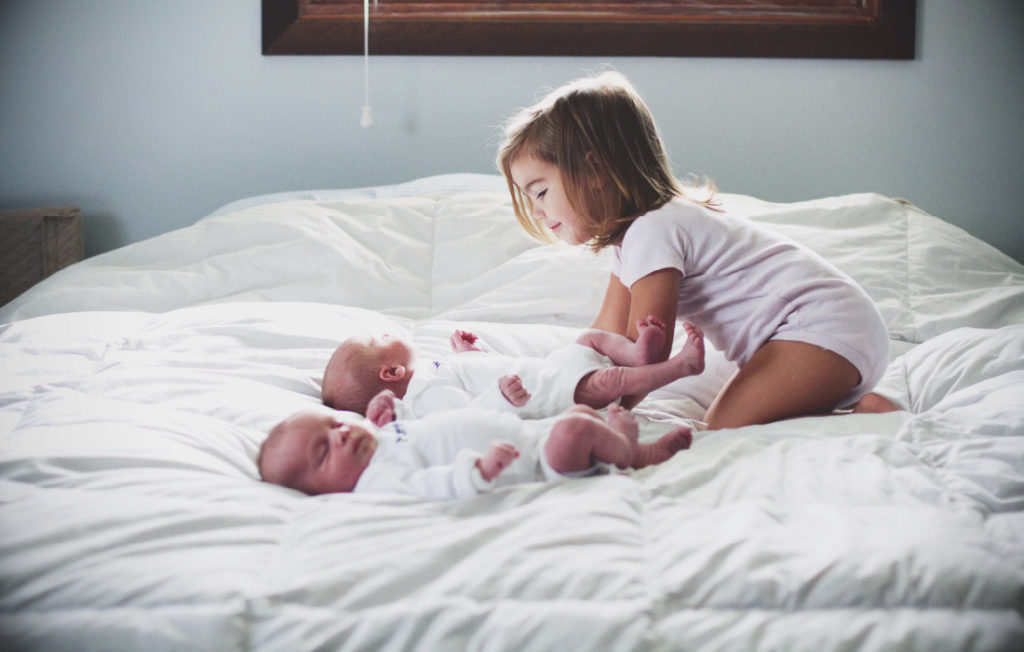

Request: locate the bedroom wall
(1, 0), (1022, 263)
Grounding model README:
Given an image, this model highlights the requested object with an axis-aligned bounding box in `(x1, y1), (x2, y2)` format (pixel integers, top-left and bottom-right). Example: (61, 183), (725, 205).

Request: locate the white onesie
(398, 344), (608, 419)
(353, 409), (602, 499)
(613, 199), (889, 407)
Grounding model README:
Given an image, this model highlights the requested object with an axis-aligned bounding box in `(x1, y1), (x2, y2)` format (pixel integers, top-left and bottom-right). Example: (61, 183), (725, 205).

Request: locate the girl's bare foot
(669, 323), (705, 377)
(632, 426), (692, 468)
(633, 316), (667, 366)
(852, 392), (901, 413)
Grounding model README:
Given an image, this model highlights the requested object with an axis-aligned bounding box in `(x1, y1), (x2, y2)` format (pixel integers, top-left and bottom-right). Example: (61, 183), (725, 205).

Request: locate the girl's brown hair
(497, 71), (716, 250)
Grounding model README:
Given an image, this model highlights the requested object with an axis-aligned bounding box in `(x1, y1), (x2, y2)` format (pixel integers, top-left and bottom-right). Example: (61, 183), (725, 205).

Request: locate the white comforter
(1, 176), (1022, 651)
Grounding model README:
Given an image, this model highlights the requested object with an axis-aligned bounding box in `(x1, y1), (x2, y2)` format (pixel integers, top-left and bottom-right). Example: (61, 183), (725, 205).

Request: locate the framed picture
(262, 0), (916, 59)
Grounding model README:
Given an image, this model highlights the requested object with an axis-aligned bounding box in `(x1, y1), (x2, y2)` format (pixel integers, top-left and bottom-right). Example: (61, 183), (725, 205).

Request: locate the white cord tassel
(360, 0), (372, 127)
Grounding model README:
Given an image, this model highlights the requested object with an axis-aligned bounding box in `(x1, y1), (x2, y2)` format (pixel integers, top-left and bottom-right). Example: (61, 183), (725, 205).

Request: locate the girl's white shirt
(612, 199), (889, 403)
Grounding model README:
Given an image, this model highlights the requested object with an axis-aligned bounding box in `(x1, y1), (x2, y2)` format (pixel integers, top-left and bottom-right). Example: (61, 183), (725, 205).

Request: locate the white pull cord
(360, 0), (373, 127)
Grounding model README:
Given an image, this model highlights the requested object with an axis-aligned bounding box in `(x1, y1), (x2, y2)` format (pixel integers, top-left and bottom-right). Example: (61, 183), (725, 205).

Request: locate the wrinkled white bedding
(1, 174), (1022, 651)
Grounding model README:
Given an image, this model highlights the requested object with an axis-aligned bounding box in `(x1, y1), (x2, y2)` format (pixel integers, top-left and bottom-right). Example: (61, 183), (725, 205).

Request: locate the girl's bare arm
(591, 274), (632, 336)
(591, 268), (681, 409)
(624, 268), (682, 362)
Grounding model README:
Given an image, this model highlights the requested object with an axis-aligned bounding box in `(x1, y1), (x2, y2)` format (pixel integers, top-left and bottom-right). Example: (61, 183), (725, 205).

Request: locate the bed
(1, 173), (1022, 651)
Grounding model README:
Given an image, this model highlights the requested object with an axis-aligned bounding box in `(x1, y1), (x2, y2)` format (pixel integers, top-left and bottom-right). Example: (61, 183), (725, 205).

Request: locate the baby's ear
(380, 364), (406, 382)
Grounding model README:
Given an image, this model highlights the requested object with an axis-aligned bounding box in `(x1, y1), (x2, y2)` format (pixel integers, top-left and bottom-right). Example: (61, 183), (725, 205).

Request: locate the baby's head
(322, 334), (416, 413)
(258, 410), (378, 495)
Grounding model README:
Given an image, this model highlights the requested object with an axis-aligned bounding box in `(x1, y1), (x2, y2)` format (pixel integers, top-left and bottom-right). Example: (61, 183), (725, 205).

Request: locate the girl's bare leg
(703, 340), (860, 429)
(574, 324), (705, 408)
(576, 316), (667, 367)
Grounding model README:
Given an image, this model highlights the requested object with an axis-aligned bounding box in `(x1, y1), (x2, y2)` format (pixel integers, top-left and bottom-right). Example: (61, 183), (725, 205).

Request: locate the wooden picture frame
(262, 0), (916, 59)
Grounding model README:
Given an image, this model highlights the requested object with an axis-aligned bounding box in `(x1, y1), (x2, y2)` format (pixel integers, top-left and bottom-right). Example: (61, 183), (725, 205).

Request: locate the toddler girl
(497, 71), (889, 428)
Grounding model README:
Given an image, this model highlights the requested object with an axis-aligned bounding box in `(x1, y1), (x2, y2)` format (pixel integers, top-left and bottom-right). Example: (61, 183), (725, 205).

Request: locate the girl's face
(509, 155), (591, 246)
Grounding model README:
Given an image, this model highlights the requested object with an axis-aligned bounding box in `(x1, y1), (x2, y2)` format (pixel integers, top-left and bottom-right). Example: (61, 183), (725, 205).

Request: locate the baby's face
(266, 411), (378, 495)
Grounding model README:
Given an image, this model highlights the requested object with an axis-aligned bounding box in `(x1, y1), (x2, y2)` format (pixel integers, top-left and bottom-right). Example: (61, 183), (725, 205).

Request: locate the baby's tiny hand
(499, 374), (530, 407)
(476, 440), (520, 481)
(366, 389), (396, 426)
(450, 329), (482, 353)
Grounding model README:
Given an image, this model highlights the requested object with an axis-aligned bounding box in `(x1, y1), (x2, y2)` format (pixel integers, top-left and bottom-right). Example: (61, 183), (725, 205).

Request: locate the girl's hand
(366, 389), (396, 426)
(476, 440), (520, 481)
(450, 329), (481, 353)
(499, 374), (530, 407)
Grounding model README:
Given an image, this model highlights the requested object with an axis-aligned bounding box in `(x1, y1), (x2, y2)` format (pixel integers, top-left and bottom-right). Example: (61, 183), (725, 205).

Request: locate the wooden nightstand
(1, 206), (84, 306)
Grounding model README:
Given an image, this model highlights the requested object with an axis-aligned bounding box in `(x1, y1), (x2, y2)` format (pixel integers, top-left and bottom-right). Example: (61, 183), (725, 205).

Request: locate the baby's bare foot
(670, 323), (705, 377)
(606, 402), (639, 446)
(634, 315), (667, 366)
(632, 426), (692, 468)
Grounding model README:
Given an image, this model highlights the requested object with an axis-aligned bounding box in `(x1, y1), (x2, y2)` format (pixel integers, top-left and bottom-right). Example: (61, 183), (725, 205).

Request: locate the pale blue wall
(1, 0), (1022, 262)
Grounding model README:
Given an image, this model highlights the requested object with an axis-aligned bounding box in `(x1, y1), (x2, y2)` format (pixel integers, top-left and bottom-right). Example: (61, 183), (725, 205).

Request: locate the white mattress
(1, 174), (1022, 651)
